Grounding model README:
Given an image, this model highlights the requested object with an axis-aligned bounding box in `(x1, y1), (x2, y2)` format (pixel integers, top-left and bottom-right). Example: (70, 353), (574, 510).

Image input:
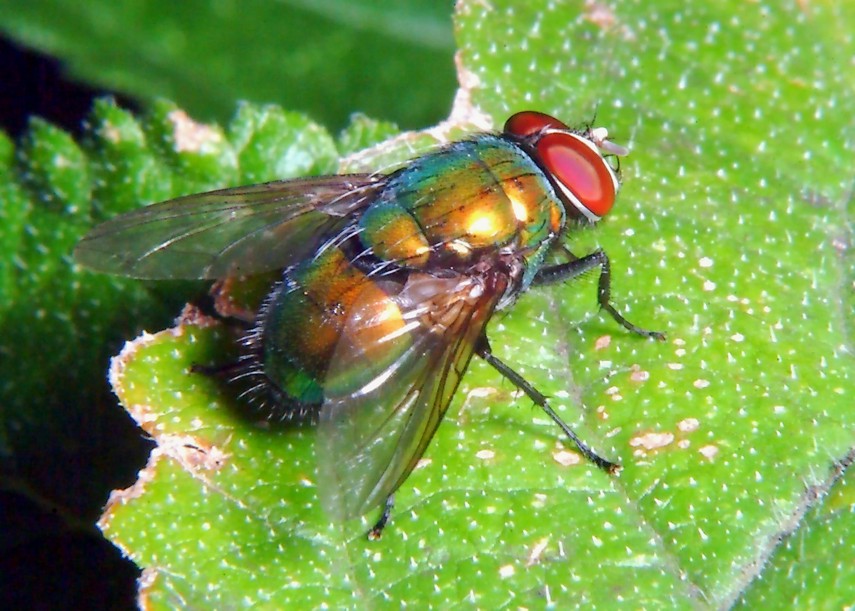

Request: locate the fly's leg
(534, 248), (665, 340)
(475, 336), (618, 473)
(190, 359), (247, 378)
(187, 290), (254, 377)
(367, 495), (395, 540)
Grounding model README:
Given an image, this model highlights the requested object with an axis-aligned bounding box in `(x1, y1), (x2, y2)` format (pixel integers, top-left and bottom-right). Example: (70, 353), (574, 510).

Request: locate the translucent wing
(75, 175), (383, 279)
(316, 270), (508, 521)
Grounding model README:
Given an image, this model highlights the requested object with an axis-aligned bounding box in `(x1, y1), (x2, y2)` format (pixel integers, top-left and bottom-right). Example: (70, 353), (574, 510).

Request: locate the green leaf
(457, 0), (854, 605)
(336, 113), (399, 157)
(735, 461), (855, 608)
(106, 319), (694, 607)
(0, 130), (27, 307)
(0, 0), (456, 130)
(228, 103), (340, 182)
(100, 0), (853, 608)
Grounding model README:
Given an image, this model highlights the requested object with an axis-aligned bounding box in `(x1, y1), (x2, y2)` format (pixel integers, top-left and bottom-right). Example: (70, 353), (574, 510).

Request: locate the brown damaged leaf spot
(677, 418), (700, 433)
(475, 448), (496, 460)
(630, 431), (675, 453)
(582, 0), (617, 30)
(525, 536), (550, 567)
(629, 364), (650, 383)
(698, 444), (720, 461)
(162, 434), (231, 473)
(414, 457), (433, 472)
(629, 417), (709, 458)
(100, 121), (123, 144)
(594, 334), (612, 350)
(456, 385), (499, 424)
(97, 443), (221, 570)
(552, 447), (583, 467)
(137, 567), (158, 611)
(602, 375), (651, 406)
(98, 428), (236, 575)
(168, 108), (224, 153)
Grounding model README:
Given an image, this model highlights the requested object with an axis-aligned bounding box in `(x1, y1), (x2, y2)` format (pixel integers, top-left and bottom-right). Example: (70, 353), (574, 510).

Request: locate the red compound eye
(504, 111), (569, 138)
(535, 132), (618, 221)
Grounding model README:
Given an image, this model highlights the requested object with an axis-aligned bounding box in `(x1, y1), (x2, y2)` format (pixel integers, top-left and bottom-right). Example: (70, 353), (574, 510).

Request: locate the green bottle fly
(76, 111), (662, 536)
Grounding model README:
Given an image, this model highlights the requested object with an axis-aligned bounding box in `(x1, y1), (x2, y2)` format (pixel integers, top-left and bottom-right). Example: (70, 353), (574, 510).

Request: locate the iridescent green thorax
(359, 136), (566, 287)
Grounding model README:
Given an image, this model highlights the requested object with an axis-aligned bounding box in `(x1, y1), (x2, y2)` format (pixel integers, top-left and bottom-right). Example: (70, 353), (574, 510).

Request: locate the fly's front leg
(475, 336), (618, 473)
(534, 248), (665, 340)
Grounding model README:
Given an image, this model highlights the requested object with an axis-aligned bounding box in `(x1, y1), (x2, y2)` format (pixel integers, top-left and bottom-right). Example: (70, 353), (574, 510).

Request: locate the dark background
(0, 37), (142, 611)
(0, 37), (137, 137)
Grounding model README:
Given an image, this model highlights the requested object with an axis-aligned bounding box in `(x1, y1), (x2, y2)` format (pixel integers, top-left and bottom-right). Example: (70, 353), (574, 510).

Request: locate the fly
(75, 111), (664, 537)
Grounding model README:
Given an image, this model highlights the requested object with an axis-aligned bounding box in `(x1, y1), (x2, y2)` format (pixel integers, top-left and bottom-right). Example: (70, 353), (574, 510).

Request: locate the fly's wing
(317, 270), (508, 521)
(75, 175), (383, 279)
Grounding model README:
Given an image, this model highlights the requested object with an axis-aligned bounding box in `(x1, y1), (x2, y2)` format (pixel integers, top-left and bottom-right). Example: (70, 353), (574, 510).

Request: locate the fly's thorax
(358, 136), (565, 269)
(358, 202), (431, 267)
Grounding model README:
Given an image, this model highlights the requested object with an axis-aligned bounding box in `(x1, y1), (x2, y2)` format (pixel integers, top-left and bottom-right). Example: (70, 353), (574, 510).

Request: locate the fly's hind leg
(367, 495), (395, 540)
(190, 359), (246, 378)
(475, 335), (618, 473)
(186, 286), (255, 379)
(534, 248), (665, 340)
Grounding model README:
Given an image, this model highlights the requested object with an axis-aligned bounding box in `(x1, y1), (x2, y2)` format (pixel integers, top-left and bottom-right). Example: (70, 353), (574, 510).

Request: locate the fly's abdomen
(359, 136), (565, 267)
(257, 246), (411, 414)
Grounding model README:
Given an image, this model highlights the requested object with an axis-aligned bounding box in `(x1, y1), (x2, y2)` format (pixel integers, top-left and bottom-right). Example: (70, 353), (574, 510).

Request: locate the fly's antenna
(590, 127), (630, 158)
